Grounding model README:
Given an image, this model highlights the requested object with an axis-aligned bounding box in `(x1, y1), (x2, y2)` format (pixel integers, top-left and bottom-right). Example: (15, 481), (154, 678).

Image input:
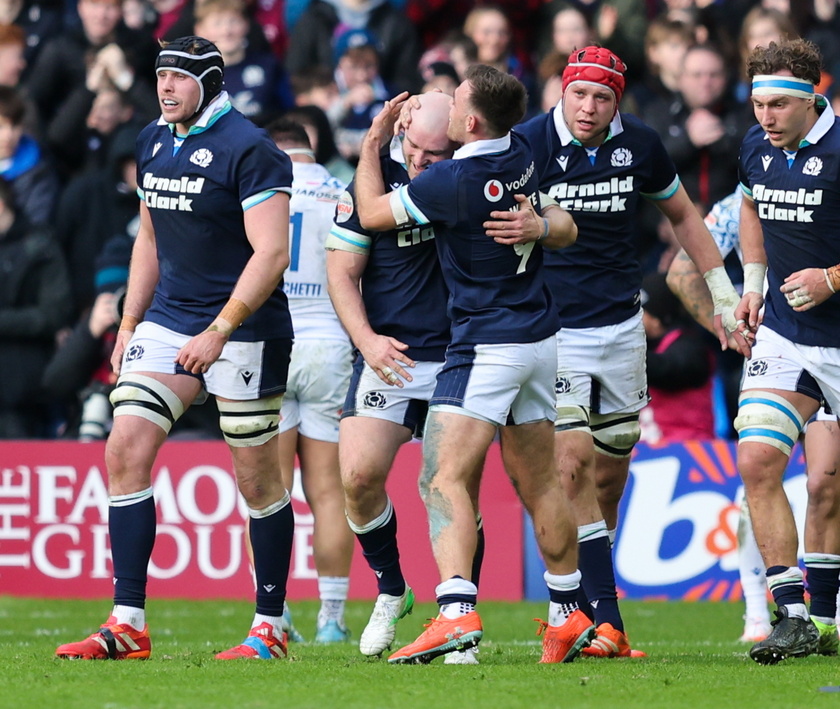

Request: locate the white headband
(752, 74), (814, 100)
(283, 148), (316, 159)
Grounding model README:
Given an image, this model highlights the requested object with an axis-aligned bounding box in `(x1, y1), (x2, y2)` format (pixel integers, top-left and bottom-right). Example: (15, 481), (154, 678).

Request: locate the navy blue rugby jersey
(739, 105), (840, 347)
(136, 95), (294, 342)
(516, 109), (679, 328)
(327, 138), (449, 361)
(396, 132), (559, 346)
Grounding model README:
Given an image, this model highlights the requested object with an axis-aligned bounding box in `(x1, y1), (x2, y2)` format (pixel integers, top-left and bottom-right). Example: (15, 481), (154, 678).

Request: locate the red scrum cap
(562, 46), (627, 108)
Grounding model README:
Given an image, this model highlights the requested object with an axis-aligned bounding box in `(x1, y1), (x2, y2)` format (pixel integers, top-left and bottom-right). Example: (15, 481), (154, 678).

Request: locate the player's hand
(175, 329), (227, 375)
(395, 94), (422, 135)
(369, 91), (409, 144)
(781, 267), (834, 312)
(732, 291), (763, 353)
(716, 314), (752, 357)
(358, 333), (415, 387)
(111, 329), (134, 376)
(484, 193), (542, 244)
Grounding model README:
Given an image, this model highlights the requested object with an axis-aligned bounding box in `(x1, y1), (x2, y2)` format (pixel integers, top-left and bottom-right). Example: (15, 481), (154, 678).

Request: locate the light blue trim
(738, 427), (795, 449)
(326, 225), (371, 252)
(641, 175), (680, 201)
(398, 185), (430, 225)
(241, 635), (273, 659)
(242, 187), (292, 211)
(740, 396), (803, 430)
(752, 79), (814, 94)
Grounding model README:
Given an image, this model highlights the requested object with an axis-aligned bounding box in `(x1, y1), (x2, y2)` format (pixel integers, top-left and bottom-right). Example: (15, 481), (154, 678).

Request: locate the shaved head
(402, 91), (457, 179)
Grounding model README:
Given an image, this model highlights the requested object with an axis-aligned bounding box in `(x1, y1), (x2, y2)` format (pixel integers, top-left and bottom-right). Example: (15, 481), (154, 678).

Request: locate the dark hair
(265, 117), (312, 149)
(282, 104), (340, 165)
(0, 85), (26, 125)
(464, 63), (527, 136)
(290, 65), (335, 97)
(746, 38), (822, 85)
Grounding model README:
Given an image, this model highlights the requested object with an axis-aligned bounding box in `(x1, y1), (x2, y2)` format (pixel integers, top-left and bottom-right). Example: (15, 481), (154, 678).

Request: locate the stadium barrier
(0, 440), (807, 601)
(0, 440), (522, 602)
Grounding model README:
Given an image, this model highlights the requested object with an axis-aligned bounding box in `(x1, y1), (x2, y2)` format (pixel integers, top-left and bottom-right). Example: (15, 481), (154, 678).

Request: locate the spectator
(0, 0), (63, 74)
(291, 65), (341, 115)
(0, 85), (60, 226)
(41, 232), (131, 440)
(639, 271), (715, 443)
(642, 43), (751, 211)
(193, 0), (293, 124)
(286, 0), (422, 94)
(283, 104), (355, 184)
(330, 27), (387, 163)
(420, 61), (459, 96)
(538, 0), (648, 85)
(735, 7), (798, 104)
(628, 17), (695, 114)
(54, 123), (141, 316)
(537, 6), (593, 89)
(0, 23), (41, 137)
(52, 85), (137, 177)
(462, 6), (535, 107)
(0, 176), (73, 438)
(25, 0), (158, 160)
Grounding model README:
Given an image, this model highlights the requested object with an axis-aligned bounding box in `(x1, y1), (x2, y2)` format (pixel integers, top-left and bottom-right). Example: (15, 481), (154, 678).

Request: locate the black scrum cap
(156, 36), (224, 117)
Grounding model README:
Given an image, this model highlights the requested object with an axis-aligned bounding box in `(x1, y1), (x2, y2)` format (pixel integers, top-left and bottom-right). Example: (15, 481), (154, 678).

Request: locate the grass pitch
(3, 597), (840, 709)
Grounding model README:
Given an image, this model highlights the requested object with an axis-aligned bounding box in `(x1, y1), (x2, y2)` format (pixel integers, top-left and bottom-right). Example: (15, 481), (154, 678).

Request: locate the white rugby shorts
(430, 336), (557, 426)
(343, 356), (442, 435)
(741, 325), (840, 416)
(279, 338), (354, 442)
(120, 321), (291, 400)
(554, 311), (648, 416)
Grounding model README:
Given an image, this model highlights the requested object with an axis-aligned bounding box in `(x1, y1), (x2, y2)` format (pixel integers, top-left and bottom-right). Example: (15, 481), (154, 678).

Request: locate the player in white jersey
(268, 118), (355, 643)
(55, 36), (296, 661)
(734, 38), (840, 664)
(669, 187), (840, 649)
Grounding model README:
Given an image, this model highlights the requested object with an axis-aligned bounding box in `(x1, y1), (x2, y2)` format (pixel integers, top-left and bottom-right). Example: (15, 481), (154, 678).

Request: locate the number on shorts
(513, 242), (534, 274)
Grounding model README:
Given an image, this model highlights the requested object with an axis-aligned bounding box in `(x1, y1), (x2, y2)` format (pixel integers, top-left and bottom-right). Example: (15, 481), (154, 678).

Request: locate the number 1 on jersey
(289, 211), (303, 272)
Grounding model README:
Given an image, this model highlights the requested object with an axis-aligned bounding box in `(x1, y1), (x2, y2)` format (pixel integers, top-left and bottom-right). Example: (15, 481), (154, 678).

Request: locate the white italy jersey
(284, 161), (348, 341)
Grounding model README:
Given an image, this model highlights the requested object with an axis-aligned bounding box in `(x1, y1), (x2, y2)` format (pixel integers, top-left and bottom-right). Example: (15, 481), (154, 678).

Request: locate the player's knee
(734, 390), (804, 458)
(806, 471), (840, 513)
(590, 412), (640, 459)
(218, 395), (283, 447)
(109, 374), (186, 434)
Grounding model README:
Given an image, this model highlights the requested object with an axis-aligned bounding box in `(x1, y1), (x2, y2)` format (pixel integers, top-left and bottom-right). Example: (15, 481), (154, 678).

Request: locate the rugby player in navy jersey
(354, 65), (590, 665)
(507, 46), (743, 658)
(327, 91), (576, 664)
(55, 37), (296, 661)
(733, 38), (840, 664)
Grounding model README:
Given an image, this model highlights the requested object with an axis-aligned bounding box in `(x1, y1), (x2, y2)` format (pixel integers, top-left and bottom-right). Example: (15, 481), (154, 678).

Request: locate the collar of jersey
(553, 103), (624, 146)
(798, 95), (832, 148)
(291, 160), (331, 182)
(157, 91), (232, 137)
(452, 134), (510, 160)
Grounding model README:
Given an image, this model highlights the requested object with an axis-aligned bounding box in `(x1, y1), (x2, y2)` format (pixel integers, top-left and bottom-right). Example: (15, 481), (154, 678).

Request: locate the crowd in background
(0, 0), (834, 441)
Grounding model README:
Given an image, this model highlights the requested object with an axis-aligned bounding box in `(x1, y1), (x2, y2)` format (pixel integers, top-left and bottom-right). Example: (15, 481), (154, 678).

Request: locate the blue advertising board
(524, 441), (808, 600)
